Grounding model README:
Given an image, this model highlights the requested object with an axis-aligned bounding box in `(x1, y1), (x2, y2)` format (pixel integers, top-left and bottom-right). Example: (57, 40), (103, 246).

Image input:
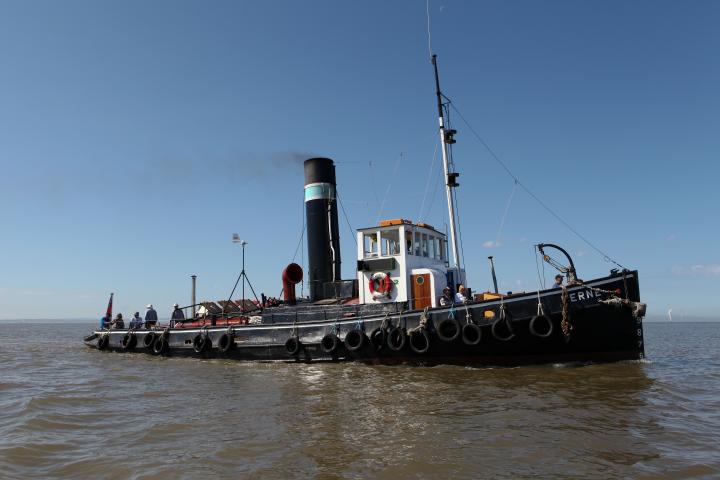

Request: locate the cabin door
(412, 274), (432, 310)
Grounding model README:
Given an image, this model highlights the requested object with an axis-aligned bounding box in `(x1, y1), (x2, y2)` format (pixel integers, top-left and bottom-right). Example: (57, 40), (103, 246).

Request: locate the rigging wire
(493, 180), (518, 248)
(376, 152), (404, 224)
(426, 0), (433, 58)
(418, 138), (440, 221)
(447, 101), (627, 270)
(337, 192), (358, 247)
(367, 160), (381, 213)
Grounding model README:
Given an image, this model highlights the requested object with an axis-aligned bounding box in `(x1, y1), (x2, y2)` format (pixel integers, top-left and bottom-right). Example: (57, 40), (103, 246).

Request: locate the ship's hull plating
(85, 271), (644, 366)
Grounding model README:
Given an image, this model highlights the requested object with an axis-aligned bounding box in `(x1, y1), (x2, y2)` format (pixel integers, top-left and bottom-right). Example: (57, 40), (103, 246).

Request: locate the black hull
(85, 271), (645, 367)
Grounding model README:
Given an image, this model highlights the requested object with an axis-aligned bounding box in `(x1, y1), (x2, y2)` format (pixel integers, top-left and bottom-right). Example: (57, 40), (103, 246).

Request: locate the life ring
(437, 318), (460, 342)
(529, 315), (554, 338)
(321, 334), (340, 354)
(368, 272), (393, 300)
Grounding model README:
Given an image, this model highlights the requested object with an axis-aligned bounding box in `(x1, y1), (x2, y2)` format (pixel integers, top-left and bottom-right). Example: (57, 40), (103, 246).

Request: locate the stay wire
(376, 153), (404, 224)
(426, 0), (433, 58)
(337, 192), (358, 247)
(418, 138), (440, 221)
(448, 102), (626, 270)
(494, 180), (518, 248)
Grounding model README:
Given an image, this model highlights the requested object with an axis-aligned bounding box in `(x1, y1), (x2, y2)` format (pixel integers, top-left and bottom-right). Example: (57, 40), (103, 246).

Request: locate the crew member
(171, 303), (185, 327)
(553, 275), (564, 288)
(439, 287), (454, 306)
(455, 285), (468, 303)
(129, 312), (143, 329)
(144, 304), (158, 329)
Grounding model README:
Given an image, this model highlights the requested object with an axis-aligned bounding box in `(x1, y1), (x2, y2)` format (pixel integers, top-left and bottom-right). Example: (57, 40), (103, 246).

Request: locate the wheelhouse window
(421, 234), (429, 257)
(414, 232), (421, 256)
(363, 232), (379, 258)
(381, 229), (400, 256)
(435, 237), (443, 260)
(428, 235), (436, 259)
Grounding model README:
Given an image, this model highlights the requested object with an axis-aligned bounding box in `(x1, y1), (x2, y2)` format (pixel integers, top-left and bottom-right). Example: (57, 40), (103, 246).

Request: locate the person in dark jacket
(170, 303), (185, 327)
(144, 304), (158, 328)
(111, 313), (125, 329)
(439, 287), (454, 306)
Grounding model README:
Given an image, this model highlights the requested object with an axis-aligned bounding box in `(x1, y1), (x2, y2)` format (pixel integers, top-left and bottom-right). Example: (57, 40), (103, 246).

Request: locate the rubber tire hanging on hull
(285, 337), (301, 356)
(321, 334), (340, 354)
(529, 315), (554, 338)
(409, 330), (430, 354)
(344, 329), (366, 352)
(152, 337), (169, 355)
(461, 323), (482, 346)
(97, 334), (109, 351)
(121, 332), (137, 350)
(437, 318), (460, 342)
(387, 327), (406, 351)
(143, 332), (156, 348)
(491, 313), (515, 342)
(193, 334), (211, 354)
(218, 333), (234, 353)
(369, 328), (386, 351)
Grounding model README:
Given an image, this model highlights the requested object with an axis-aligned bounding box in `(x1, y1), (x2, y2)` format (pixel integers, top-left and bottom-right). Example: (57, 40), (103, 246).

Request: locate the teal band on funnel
(304, 183), (335, 202)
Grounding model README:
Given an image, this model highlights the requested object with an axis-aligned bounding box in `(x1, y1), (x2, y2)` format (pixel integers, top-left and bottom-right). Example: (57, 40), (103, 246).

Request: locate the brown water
(1, 322), (719, 479)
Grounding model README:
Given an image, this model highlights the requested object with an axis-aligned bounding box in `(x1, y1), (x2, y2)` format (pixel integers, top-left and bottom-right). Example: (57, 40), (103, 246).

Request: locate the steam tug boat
(84, 57), (646, 366)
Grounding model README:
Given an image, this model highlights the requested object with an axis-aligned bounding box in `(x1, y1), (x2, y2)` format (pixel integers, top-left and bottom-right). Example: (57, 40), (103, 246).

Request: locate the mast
(432, 55), (461, 280)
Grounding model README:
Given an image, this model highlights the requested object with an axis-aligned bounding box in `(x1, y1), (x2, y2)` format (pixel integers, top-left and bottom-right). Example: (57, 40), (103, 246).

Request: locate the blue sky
(0, 0), (718, 320)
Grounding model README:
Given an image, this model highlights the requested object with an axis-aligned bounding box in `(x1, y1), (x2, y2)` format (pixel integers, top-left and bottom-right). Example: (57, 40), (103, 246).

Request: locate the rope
(409, 307), (430, 334)
(380, 313), (391, 331)
(464, 303), (473, 324)
(561, 286), (572, 341)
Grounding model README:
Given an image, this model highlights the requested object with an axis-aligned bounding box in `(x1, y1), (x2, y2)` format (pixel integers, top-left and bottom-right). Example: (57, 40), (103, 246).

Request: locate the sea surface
(0, 322), (718, 480)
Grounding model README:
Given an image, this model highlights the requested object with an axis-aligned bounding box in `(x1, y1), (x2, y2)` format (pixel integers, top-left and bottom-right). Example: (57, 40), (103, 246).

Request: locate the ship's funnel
(304, 158), (341, 301)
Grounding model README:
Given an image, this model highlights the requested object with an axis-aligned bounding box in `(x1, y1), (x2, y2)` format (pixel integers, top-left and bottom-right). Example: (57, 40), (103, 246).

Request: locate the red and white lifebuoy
(369, 272), (393, 300)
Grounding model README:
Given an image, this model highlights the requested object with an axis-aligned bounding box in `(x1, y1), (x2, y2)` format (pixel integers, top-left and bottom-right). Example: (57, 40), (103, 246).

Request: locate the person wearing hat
(439, 286), (454, 306)
(553, 274), (564, 288)
(129, 311), (143, 329)
(170, 303), (185, 327)
(144, 304), (158, 329)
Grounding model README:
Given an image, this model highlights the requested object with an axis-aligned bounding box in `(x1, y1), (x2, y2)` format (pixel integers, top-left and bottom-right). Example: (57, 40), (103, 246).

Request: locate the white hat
(173, 303), (179, 307)
(147, 304), (153, 309)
